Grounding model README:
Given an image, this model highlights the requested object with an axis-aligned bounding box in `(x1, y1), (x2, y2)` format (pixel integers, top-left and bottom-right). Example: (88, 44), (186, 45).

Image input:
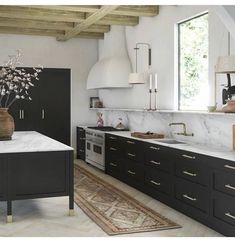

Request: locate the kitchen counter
(0, 131), (73, 154)
(106, 131), (235, 162)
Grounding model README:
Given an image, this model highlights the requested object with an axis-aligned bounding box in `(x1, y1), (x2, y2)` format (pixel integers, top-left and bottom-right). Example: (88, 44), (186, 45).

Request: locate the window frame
(177, 11), (209, 111)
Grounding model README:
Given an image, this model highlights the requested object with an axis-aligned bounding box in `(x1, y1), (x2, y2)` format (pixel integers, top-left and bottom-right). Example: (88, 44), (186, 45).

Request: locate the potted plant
(0, 50), (42, 140)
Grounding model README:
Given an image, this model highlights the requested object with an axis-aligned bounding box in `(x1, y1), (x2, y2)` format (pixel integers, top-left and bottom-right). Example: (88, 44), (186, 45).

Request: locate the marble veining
(97, 109), (235, 151)
(0, 131), (73, 154)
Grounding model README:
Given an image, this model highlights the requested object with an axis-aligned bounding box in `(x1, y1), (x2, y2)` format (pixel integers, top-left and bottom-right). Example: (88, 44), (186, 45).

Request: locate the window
(178, 13), (208, 110)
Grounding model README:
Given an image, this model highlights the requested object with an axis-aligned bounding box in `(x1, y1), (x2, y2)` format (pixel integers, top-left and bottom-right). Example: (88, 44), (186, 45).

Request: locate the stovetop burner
(87, 126), (129, 132)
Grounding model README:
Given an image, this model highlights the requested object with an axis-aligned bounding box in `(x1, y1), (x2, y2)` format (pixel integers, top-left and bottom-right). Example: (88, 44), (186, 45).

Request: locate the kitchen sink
(154, 139), (186, 144)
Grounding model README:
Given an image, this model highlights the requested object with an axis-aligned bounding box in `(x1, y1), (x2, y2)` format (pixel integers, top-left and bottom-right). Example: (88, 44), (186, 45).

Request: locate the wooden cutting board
(131, 132), (165, 139)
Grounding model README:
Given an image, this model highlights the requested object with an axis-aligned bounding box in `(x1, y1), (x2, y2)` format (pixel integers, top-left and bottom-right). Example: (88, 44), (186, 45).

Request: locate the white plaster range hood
(87, 26), (132, 89)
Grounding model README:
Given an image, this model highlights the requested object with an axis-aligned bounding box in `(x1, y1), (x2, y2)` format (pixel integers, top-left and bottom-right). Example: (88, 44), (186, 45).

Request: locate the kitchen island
(0, 131), (74, 223)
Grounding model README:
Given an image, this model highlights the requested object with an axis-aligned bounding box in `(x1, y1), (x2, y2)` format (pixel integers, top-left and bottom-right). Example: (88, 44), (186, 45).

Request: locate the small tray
(131, 132), (164, 139)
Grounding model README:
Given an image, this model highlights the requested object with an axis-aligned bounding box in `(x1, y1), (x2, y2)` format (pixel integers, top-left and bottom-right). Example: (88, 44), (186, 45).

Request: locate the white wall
(0, 34), (98, 148)
(98, 5), (234, 110)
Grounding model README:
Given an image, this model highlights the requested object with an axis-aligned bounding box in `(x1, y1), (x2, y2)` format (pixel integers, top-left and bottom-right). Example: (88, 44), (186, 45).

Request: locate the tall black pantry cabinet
(9, 68), (71, 146)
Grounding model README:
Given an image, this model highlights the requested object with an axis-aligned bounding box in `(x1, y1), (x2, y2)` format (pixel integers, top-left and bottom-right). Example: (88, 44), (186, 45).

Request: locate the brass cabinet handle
(19, 110), (22, 119)
(150, 160), (161, 165)
(127, 153), (136, 157)
(127, 170), (136, 175)
(225, 212), (235, 220)
(224, 164), (235, 170)
(21, 109), (24, 119)
(182, 154), (196, 159)
(225, 184), (235, 190)
(110, 163), (117, 167)
(182, 170), (197, 177)
(110, 147), (117, 151)
(127, 140), (135, 144)
(109, 136), (117, 140)
(150, 146), (160, 150)
(150, 180), (161, 186)
(183, 194), (197, 201)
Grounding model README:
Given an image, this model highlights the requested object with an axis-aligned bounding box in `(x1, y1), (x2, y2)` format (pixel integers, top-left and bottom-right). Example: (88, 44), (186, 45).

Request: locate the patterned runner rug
(74, 165), (181, 235)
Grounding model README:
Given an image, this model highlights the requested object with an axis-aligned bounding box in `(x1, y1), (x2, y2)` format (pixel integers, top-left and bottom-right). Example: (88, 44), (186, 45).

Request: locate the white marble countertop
(0, 131), (73, 154)
(106, 131), (235, 162)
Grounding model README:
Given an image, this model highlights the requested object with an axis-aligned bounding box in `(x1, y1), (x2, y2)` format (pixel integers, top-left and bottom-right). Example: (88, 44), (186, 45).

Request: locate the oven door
(86, 140), (105, 170)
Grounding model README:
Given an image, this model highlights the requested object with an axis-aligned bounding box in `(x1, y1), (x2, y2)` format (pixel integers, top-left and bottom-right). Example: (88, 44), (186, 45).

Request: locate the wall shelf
(89, 108), (235, 116)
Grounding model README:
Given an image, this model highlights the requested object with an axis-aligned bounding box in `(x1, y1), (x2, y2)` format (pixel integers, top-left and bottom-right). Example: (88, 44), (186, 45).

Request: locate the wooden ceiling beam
(0, 17), (74, 30)
(21, 5), (159, 17)
(57, 5), (119, 41)
(0, 26), (104, 39)
(0, 6), (137, 26)
(0, 18), (110, 33)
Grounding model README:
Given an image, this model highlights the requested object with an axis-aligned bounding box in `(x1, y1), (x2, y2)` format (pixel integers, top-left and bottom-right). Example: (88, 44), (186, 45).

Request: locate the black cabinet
(8, 68), (71, 145)
(8, 152), (68, 199)
(76, 127), (86, 160)
(0, 156), (6, 200)
(105, 134), (235, 236)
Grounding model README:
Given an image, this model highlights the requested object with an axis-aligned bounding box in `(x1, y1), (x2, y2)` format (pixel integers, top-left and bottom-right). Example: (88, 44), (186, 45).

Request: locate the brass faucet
(169, 122), (194, 136)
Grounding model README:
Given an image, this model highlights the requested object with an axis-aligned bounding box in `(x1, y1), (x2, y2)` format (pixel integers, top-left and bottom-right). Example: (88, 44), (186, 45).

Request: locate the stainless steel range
(85, 126), (128, 170)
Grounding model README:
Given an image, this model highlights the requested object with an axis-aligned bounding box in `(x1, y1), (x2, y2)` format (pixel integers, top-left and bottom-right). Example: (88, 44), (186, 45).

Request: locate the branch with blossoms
(0, 50), (43, 108)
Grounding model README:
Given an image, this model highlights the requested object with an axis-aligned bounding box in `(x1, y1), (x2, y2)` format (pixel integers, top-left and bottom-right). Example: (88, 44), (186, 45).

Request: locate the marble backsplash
(99, 110), (235, 150)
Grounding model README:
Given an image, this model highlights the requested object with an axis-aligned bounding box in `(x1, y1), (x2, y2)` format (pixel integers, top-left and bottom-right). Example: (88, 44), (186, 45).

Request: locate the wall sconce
(128, 42), (151, 84)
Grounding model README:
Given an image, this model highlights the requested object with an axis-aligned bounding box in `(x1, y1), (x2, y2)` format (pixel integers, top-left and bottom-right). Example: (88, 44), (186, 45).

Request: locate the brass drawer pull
(183, 194), (197, 201)
(225, 212), (235, 220)
(127, 140), (135, 144)
(110, 147), (117, 151)
(127, 170), (136, 175)
(110, 163), (117, 167)
(128, 153), (136, 157)
(150, 180), (161, 186)
(109, 136), (117, 140)
(182, 154), (196, 159)
(150, 160), (161, 165)
(183, 170), (197, 177)
(224, 164), (235, 170)
(150, 146), (160, 150)
(225, 184), (235, 190)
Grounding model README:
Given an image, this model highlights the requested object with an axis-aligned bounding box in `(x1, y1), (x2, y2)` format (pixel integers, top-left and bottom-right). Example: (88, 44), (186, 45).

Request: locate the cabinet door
(39, 69), (71, 145)
(0, 156), (6, 200)
(8, 152), (68, 199)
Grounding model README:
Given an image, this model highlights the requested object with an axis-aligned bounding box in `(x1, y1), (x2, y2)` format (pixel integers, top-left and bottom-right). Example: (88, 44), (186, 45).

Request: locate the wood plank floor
(0, 159), (222, 237)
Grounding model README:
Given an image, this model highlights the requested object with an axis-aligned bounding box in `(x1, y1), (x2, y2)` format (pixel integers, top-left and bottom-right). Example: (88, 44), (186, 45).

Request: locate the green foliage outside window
(179, 13), (208, 110)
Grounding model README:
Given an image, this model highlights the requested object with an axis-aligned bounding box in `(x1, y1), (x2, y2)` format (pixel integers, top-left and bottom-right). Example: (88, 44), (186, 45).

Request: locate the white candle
(154, 73), (158, 90)
(149, 74), (153, 90)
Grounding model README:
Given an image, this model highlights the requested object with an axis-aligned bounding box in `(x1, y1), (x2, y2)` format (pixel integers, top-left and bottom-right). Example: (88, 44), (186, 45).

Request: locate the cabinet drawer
(107, 158), (123, 172)
(106, 134), (121, 148)
(214, 171), (235, 197)
(125, 161), (144, 181)
(145, 144), (173, 173)
(175, 160), (208, 186)
(145, 167), (172, 195)
(175, 180), (209, 213)
(214, 194), (235, 226)
(125, 139), (144, 162)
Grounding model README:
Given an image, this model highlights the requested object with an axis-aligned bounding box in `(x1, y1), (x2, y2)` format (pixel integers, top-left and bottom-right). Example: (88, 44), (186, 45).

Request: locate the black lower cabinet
(76, 127), (86, 160)
(0, 156), (6, 200)
(0, 150), (74, 221)
(105, 133), (235, 236)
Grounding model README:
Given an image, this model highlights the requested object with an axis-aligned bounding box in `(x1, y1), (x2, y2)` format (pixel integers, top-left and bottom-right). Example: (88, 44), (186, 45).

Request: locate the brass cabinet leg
(69, 209), (75, 216)
(7, 215), (13, 223)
